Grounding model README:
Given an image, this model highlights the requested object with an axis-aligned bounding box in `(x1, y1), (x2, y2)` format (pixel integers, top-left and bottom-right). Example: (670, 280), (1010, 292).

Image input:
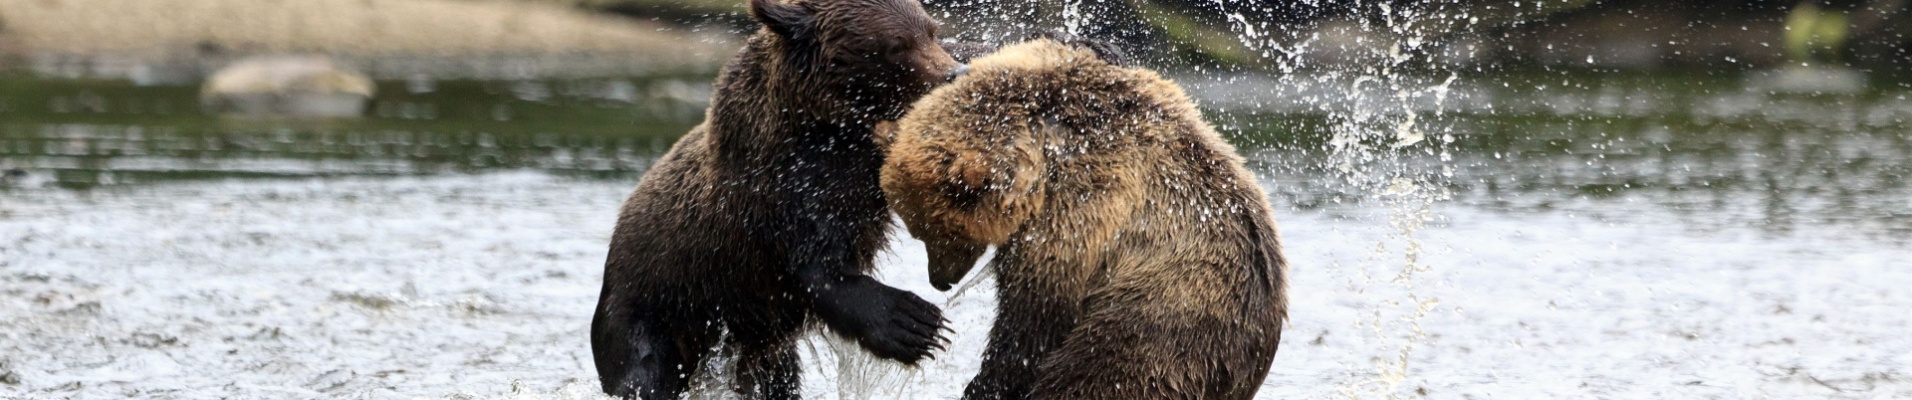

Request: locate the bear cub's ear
(872, 120), (899, 152)
(749, 0), (815, 40)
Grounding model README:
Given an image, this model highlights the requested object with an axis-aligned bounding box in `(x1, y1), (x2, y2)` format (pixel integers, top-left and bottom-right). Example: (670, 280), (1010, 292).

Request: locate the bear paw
(814, 277), (949, 364)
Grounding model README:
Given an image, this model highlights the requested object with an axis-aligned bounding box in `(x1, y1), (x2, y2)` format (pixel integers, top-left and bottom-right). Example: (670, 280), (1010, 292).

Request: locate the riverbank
(0, 0), (734, 81)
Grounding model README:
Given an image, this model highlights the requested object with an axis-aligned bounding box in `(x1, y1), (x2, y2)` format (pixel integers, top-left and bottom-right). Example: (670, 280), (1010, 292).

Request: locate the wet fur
(879, 40), (1289, 400)
(589, 0), (962, 399)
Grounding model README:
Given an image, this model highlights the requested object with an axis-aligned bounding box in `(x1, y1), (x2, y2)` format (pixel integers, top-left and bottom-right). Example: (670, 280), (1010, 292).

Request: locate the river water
(2, 72), (1910, 399)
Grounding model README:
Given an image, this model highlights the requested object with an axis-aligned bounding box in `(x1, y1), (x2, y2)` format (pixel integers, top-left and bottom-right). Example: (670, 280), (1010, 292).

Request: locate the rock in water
(200, 56), (375, 117)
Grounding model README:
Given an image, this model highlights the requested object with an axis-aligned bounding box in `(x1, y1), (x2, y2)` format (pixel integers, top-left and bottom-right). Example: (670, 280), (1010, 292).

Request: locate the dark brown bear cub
(589, 0), (964, 399)
(879, 39), (1289, 400)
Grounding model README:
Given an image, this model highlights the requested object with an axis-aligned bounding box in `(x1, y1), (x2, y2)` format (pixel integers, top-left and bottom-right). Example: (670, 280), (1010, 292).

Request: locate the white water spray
(1060, 0), (1085, 36)
(1214, 1), (1460, 398)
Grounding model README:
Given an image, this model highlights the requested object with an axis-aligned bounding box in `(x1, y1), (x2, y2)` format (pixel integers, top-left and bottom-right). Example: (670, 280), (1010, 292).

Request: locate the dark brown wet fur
(589, 0), (963, 399)
(879, 39), (1289, 400)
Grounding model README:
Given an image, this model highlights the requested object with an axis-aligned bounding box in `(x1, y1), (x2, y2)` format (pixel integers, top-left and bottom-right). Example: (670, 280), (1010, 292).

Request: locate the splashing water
(1212, 1), (1460, 398)
(1060, 0), (1085, 37)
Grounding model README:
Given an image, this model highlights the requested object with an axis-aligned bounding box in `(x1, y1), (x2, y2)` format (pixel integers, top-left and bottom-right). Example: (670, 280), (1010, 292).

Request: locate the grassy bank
(0, 0), (734, 78)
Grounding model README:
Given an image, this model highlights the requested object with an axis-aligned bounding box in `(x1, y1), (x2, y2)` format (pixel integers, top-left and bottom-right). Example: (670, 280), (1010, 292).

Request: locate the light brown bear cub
(879, 39), (1290, 400)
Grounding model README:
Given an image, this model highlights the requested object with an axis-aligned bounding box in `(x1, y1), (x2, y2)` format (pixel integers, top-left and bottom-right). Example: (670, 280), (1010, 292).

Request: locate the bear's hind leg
(723, 298), (807, 400)
(596, 315), (721, 400)
(729, 337), (802, 400)
(1027, 283), (1268, 400)
(1024, 314), (1208, 400)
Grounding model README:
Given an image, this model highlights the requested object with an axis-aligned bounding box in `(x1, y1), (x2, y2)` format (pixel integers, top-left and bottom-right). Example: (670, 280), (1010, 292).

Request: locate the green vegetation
(1785, 2), (1853, 63)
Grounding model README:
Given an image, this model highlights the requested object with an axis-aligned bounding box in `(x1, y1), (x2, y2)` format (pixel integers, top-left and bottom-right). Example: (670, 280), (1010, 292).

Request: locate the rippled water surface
(3, 72), (1911, 398)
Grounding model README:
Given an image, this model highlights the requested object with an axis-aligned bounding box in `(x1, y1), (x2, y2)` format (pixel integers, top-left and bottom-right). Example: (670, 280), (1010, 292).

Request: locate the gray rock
(0, 165), (46, 188)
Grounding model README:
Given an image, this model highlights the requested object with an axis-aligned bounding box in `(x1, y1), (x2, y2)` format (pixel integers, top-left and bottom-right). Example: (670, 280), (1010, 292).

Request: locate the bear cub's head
(749, 0), (965, 120)
(879, 39), (1166, 290)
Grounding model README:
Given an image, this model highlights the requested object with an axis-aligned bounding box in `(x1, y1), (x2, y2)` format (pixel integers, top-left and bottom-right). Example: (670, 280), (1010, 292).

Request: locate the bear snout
(945, 64), (970, 81)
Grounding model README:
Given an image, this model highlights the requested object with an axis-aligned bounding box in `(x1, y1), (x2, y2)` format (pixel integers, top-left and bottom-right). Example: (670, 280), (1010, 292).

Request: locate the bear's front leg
(780, 157), (949, 364)
(962, 249), (1096, 400)
(788, 229), (946, 363)
(962, 286), (1079, 400)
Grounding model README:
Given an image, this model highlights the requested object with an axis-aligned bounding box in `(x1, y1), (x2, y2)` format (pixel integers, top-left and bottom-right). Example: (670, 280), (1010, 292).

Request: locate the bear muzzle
(925, 239), (986, 291)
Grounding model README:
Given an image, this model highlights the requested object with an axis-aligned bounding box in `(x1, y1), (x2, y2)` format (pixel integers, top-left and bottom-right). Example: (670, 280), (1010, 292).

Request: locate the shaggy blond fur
(879, 39), (1289, 400)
